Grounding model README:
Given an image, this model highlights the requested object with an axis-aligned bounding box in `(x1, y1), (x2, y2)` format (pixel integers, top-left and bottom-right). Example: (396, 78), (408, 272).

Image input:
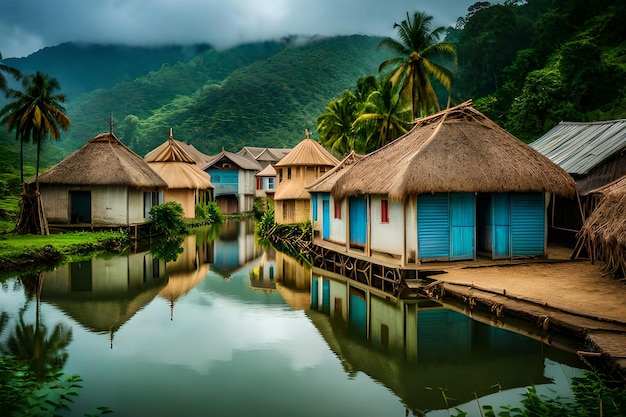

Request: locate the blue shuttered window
(418, 193), (450, 259)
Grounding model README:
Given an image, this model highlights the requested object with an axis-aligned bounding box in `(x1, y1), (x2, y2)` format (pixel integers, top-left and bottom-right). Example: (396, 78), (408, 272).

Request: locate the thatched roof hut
(274, 138), (339, 168)
(331, 101), (577, 201)
(144, 132), (214, 191)
(576, 175), (626, 277)
(306, 151), (364, 193)
(38, 132), (167, 189)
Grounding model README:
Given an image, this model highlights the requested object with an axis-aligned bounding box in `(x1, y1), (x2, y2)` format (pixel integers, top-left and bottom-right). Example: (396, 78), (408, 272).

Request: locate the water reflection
(309, 273), (584, 414)
(0, 220), (586, 416)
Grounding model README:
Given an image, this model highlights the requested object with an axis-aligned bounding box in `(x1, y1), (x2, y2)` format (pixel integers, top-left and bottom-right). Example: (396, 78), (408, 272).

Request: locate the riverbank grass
(0, 230), (128, 273)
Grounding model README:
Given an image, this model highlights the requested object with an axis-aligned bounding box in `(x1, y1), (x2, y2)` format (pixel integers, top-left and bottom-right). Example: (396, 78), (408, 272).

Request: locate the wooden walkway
(407, 254), (626, 384)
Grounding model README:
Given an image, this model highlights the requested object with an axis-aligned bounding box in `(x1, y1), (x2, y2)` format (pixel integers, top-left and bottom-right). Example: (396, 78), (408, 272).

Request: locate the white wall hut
(38, 132), (168, 227)
(315, 101), (577, 265)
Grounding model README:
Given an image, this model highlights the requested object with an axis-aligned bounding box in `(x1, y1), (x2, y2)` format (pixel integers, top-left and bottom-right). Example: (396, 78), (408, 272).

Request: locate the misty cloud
(0, 0), (475, 58)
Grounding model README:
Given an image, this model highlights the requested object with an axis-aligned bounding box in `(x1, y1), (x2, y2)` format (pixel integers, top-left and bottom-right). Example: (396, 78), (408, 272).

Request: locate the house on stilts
(273, 130), (339, 224)
(37, 131), (168, 231)
(306, 102), (577, 293)
(144, 129), (214, 218)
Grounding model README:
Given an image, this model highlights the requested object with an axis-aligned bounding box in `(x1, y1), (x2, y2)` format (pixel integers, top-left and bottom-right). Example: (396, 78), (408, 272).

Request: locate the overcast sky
(1, 0), (478, 59)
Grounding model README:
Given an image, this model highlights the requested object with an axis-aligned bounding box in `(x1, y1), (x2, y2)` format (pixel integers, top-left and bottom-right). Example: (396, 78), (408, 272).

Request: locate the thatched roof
(38, 132), (168, 189)
(145, 137), (214, 190)
(331, 101), (577, 201)
(577, 175), (626, 277)
(274, 179), (311, 200)
(274, 138), (339, 168)
(306, 151), (364, 193)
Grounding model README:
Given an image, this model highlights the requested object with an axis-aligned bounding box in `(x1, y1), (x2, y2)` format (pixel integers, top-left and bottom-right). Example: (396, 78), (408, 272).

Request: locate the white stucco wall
(370, 195), (404, 256)
(370, 295), (405, 352)
(405, 197), (418, 263)
(330, 197), (346, 244)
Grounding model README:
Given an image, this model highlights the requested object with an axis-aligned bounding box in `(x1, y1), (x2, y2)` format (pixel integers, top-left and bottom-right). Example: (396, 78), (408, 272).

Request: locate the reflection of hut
(249, 248), (276, 291)
(144, 129), (214, 218)
(324, 101), (577, 263)
(274, 130), (339, 223)
(275, 251), (311, 291)
(40, 252), (167, 347)
(530, 119), (626, 241)
(306, 304), (551, 413)
(38, 132), (167, 228)
(576, 175), (626, 278)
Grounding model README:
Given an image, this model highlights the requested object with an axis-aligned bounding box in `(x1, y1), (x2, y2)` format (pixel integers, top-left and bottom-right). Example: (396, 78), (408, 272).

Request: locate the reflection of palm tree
(2, 311), (72, 381)
(1, 273), (73, 382)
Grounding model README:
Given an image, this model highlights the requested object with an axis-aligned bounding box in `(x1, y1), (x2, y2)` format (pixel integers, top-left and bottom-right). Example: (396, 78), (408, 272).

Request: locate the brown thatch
(576, 175), (626, 277)
(331, 101), (578, 201)
(145, 137), (214, 190)
(274, 179), (311, 200)
(274, 138), (339, 168)
(306, 151), (364, 193)
(38, 132), (167, 189)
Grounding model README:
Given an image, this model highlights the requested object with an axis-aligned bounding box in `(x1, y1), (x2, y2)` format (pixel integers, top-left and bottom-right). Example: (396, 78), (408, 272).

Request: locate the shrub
(149, 201), (188, 237)
(195, 201), (224, 224)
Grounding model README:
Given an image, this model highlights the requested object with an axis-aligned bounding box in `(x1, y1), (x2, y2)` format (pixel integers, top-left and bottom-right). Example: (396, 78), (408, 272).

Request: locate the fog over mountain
(0, 0), (476, 58)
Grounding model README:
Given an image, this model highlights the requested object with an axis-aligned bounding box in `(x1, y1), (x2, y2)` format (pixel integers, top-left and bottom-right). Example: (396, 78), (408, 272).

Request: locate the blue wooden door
(349, 289), (367, 337)
(321, 279), (330, 314)
(491, 193), (511, 259)
(322, 194), (330, 239)
(349, 196), (367, 247)
(511, 193), (545, 256)
(418, 193), (450, 260)
(450, 193), (475, 260)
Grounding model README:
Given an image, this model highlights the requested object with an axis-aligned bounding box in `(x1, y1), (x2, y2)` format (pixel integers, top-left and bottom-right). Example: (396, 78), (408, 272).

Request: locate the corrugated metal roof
(529, 120), (626, 175)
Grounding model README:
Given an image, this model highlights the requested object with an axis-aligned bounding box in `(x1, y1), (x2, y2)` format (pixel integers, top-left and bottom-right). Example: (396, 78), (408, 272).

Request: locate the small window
(381, 199), (389, 223)
(287, 167), (292, 180)
(278, 169), (283, 183)
(334, 200), (341, 219)
(268, 177), (275, 190)
(256, 177), (262, 190)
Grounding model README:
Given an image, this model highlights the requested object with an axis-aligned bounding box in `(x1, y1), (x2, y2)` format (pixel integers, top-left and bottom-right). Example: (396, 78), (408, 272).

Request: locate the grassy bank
(0, 230), (129, 275)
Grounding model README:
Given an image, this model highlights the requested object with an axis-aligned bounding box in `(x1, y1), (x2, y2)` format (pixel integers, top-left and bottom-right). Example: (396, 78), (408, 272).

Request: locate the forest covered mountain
(1, 0), (625, 167)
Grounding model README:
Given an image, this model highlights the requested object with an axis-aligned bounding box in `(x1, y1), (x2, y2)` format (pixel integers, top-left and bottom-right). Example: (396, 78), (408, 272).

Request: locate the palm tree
(0, 51), (22, 93)
(0, 71), (71, 234)
(317, 90), (359, 156)
(379, 11), (457, 119)
(353, 75), (412, 153)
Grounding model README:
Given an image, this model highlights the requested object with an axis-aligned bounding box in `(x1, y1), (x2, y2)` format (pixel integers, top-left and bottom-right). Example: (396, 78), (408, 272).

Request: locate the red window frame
(334, 200), (341, 219)
(381, 199), (389, 223)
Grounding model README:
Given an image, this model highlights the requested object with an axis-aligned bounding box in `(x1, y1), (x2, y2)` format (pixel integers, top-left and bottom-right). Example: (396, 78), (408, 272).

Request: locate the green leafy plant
(149, 201), (188, 237)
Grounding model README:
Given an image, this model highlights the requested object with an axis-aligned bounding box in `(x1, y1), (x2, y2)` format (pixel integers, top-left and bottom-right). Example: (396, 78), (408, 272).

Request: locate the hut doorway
(348, 196), (367, 249)
(322, 196), (330, 239)
(70, 191), (91, 224)
(476, 192), (546, 259)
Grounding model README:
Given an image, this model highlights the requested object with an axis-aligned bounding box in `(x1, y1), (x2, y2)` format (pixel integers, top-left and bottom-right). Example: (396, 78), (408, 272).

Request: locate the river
(0, 219), (587, 416)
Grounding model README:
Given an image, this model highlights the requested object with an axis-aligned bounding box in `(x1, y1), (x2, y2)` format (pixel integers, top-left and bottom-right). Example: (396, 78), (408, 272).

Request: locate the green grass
(0, 231), (129, 274)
